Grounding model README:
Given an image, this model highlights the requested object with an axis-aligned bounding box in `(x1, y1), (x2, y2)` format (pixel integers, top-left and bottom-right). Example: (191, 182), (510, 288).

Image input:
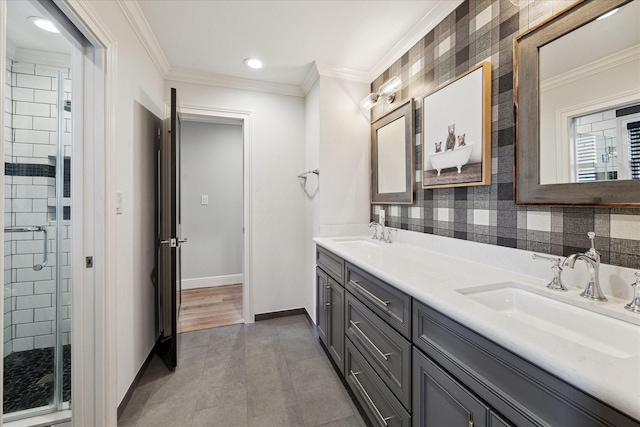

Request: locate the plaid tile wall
(370, 0), (640, 269)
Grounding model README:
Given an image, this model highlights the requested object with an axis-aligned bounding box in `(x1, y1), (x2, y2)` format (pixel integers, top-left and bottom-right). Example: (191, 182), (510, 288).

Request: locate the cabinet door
(413, 348), (489, 427)
(316, 267), (329, 346)
(328, 278), (345, 374)
(490, 412), (514, 427)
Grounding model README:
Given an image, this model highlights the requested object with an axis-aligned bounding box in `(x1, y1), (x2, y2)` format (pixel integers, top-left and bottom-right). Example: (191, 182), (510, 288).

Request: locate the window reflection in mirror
(538, 0), (640, 185)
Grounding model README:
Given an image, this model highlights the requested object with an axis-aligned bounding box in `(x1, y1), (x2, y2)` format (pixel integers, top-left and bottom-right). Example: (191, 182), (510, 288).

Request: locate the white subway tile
(16, 294), (51, 310)
(36, 65), (64, 78)
(12, 309), (34, 324)
(15, 212), (48, 226)
(35, 334), (56, 349)
(4, 341), (12, 356)
(13, 176), (33, 185)
(34, 89), (56, 104)
(13, 63), (35, 75)
(32, 199), (49, 213)
(12, 337), (34, 352)
(13, 87), (35, 102)
(16, 240), (45, 255)
(16, 185), (48, 199)
(12, 254), (36, 269)
(17, 267), (52, 282)
(12, 143), (34, 157)
(14, 129), (50, 144)
(35, 280), (56, 294)
(32, 144), (56, 158)
(33, 117), (57, 132)
(34, 307), (55, 322)
(16, 321), (52, 338)
(15, 101), (51, 117)
(11, 282), (34, 296)
(12, 115), (33, 130)
(16, 74), (52, 91)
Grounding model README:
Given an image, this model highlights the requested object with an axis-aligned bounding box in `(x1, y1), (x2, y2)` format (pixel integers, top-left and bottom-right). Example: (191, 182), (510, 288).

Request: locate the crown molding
(540, 46), (640, 92)
(167, 68), (305, 97)
(367, 0), (464, 82)
(116, 0), (171, 77)
(9, 48), (71, 69)
(316, 62), (369, 82)
(302, 63), (320, 95)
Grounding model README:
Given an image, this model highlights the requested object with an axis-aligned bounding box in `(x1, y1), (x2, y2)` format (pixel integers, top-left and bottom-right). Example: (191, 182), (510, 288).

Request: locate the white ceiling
(135, 1), (458, 87)
(6, 1), (71, 59)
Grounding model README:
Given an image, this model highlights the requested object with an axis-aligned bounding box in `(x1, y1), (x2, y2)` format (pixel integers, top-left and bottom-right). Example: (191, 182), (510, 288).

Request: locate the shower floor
(3, 345), (71, 413)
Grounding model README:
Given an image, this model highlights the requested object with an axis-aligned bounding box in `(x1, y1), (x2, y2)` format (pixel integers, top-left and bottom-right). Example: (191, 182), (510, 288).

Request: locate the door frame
(178, 104), (254, 324)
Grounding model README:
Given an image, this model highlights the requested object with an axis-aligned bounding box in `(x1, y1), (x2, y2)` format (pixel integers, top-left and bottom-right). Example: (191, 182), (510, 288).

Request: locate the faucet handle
(533, 253), (567, 291)
(625, 272), (640, 313)
(588, 231), (596, 249)
(368, 222), (380, 240)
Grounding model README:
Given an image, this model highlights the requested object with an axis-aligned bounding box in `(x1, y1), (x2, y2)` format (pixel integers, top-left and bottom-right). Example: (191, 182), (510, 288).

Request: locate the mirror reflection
(539, 0), (640, 185)
(377, 116), (407, 194)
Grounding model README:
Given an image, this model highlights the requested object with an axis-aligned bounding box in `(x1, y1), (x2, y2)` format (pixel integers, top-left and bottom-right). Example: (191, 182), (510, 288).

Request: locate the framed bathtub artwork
(371, 99), (415, 204)
(421, 62), (492, 189)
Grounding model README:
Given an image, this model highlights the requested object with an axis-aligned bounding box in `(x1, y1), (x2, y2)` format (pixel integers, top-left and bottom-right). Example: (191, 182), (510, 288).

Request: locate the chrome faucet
(563, 232), (607, 301)
(368, 221), (392, 243)
(368, 221), (383, 240)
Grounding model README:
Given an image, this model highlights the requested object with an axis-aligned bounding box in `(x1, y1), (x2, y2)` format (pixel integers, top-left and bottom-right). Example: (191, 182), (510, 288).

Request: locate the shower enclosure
(3, 57), (73, 421)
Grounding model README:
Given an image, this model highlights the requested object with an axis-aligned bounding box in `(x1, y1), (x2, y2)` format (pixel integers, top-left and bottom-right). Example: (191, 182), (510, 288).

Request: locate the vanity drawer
(346, 292), (411, 410)
(346, 339), (411, 427)
(316, 247), (345, 285)
(346, 263), (411, 339)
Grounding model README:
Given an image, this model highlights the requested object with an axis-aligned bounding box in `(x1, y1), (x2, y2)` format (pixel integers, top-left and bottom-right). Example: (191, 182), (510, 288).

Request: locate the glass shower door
(4, 2), (73, 418)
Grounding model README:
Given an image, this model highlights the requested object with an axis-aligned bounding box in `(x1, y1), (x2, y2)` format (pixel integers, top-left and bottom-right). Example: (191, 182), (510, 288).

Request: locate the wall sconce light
(360, 76), (402, 110)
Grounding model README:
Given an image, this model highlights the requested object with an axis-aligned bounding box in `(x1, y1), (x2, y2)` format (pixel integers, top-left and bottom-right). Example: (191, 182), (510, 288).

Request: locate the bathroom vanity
(314, 235), (640, 427)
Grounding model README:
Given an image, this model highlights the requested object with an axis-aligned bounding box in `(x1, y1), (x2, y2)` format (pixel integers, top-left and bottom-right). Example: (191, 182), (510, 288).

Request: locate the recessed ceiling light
(28, 16), (60, 33)
(244, 58), (263, 69)
(597, 8), (618, 20)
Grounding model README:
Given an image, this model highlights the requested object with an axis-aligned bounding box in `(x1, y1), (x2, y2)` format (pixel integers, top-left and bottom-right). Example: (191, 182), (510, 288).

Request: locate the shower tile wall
(4, 59), (72, 356)
(370, 0), (640, 270)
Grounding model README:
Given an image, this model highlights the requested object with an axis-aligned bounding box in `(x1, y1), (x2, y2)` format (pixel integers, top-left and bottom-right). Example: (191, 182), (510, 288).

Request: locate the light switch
(201, 195), (209, 205)
(116, 192), (123, 214)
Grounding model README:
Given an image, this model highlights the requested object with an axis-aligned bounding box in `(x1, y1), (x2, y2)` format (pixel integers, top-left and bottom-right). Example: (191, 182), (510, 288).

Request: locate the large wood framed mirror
(371, 99), (415, 204)
(515, 0), (640, 206)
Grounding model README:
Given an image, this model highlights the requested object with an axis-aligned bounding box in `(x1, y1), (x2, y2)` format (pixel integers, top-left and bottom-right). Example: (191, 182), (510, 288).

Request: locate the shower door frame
(0, 0), (118, 425)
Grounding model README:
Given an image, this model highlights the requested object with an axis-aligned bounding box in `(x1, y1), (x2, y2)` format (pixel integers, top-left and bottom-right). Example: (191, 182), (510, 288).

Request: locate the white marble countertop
(314, 234), (640, 421)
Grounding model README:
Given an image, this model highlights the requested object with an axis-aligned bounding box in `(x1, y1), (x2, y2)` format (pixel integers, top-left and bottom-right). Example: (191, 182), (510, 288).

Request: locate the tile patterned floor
(118, 315), (367, 427)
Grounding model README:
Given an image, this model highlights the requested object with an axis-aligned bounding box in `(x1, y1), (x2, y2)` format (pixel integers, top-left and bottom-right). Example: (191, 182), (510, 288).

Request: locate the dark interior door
(157, 87), (184, 370)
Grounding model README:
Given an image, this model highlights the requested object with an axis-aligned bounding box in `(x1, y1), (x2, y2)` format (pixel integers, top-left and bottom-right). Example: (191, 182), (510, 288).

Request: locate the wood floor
(177, 284), (243, 333)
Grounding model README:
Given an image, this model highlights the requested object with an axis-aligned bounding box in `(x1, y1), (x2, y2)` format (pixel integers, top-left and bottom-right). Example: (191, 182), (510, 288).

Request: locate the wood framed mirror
(371, 99), (414, 204)
(514, 0), (640, 207)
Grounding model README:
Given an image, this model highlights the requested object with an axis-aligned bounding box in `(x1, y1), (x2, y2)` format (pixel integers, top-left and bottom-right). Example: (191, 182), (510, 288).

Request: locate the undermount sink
(332, 237), (381, 249)
(458, 282), (640, 359)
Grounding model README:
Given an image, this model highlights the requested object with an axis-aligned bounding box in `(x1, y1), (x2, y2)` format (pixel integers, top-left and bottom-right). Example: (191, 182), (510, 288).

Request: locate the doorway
(178, 119), (245, 332)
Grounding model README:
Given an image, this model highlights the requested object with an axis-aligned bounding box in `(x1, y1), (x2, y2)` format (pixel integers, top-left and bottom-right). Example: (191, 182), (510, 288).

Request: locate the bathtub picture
(422, 62), (492, 189)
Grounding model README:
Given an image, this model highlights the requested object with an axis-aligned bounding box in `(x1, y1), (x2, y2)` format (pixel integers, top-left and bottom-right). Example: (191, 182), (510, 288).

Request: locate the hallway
(118, 315), (366, 427)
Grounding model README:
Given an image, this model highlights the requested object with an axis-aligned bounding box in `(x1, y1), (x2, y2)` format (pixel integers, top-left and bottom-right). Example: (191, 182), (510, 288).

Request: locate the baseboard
(181, 274), (243, 290)
(254, 307), (306, 321)
(117, 337), (160, 419)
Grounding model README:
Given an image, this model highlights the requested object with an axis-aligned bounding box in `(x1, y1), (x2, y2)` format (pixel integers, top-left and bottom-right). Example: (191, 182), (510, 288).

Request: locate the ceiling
(135, 1), (458, 88)
(6, 1), (461, 93)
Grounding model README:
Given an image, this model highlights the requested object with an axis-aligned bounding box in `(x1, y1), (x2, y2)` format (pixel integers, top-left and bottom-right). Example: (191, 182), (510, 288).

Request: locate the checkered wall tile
(370, 0), (640, 269)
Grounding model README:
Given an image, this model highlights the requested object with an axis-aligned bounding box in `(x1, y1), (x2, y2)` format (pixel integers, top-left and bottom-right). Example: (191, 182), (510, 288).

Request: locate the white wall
(81, 1), (166, 406)
(181, 121), (243, 281)
(303, 73), (371, 323)
(303, 79), (320, 320)
(166, 80), (306, 316)
(318, 75), (370, 227)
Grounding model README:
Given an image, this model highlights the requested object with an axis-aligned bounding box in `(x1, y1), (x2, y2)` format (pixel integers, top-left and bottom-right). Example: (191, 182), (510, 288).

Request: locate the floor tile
(119, 319), (367, 427)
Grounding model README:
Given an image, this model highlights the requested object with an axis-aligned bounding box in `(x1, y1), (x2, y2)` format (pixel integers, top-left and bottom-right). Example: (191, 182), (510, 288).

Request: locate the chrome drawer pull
(349, 280), (390, 308)
(350, 320), (391, 361)
(349, 370), (392, 427)
(325, 285), (331, 306)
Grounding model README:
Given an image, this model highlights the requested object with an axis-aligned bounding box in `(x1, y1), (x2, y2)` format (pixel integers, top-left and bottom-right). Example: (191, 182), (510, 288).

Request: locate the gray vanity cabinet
(412, 348), (493, 427)
(316, 248), (345, 374)
(346, 339), (411, 427)
(413, 300), (640, 427)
